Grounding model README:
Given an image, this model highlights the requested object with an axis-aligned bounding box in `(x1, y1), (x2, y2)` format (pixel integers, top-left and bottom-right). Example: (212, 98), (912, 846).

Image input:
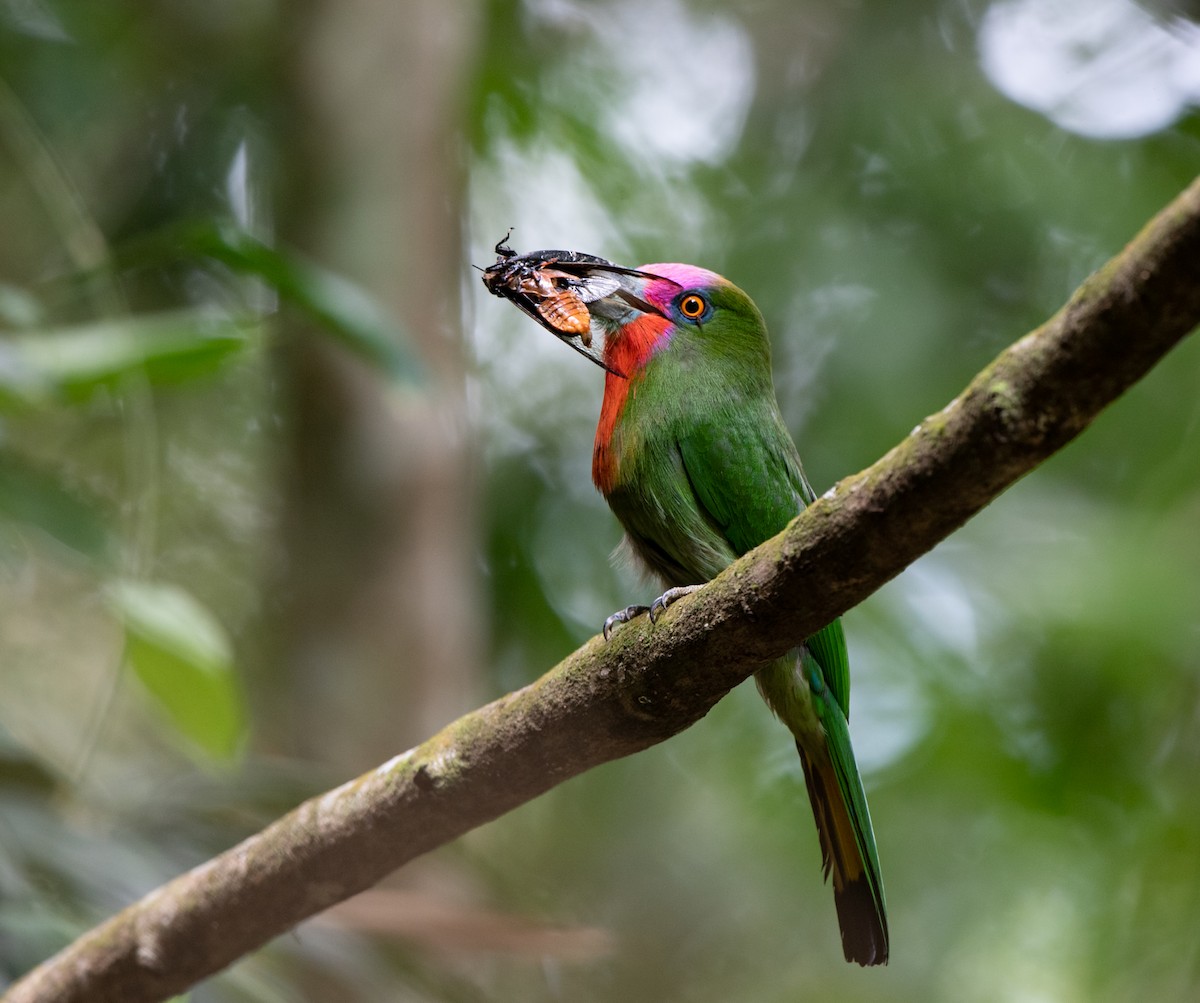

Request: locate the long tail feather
(798, 746), (889, 966)
(755, 651), (889, 965)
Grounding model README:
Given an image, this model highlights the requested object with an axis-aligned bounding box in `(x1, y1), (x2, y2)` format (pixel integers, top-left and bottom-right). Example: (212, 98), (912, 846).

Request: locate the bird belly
(754, 651), (825, 751)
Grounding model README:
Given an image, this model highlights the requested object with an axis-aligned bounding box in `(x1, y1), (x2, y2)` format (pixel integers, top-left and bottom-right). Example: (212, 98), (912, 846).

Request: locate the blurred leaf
(0, 452), (113, 562)
(0, 283), (42, 328)
(0, 721), (57, 794)
(106, 580), (245, 761)
(184, 222), (424, 386)
(0, 310), (253, 409)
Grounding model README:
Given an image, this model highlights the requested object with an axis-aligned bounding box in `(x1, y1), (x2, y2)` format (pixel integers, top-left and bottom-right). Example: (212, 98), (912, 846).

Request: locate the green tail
(800, 648), (888, 965)
(758, 646), (889, 966)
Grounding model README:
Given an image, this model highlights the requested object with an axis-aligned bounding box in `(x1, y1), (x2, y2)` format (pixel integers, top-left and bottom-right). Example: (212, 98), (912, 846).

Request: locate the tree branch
(7, 174), (1200, 1003)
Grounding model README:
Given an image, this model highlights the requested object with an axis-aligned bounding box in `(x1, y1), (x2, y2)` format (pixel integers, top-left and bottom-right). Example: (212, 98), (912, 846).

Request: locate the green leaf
(0, 452), (114, 562)
(106, 580), (245, 761)
(0, 309), (253, 410)
(189, 222), (425, 386)
(118, 220), (425, 386)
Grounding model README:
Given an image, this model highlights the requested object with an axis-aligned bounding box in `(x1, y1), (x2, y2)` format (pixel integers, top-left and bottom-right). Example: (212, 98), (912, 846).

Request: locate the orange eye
(678, 294), (707, 319)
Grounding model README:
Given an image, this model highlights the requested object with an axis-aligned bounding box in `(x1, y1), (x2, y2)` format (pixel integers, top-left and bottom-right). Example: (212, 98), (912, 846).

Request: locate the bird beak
(561, 264), (670, 376)
(581, 268), (668, 327)
(571, 265), (676, 377)
(481, 241), (672, 377)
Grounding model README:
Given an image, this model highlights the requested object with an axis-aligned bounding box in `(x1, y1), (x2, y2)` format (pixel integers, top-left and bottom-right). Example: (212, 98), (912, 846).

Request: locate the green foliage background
(1, 1), (1198, 1000)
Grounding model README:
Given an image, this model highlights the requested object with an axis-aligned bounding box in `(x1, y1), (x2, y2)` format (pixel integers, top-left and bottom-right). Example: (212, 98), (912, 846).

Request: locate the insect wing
(567, 271), (622, 303)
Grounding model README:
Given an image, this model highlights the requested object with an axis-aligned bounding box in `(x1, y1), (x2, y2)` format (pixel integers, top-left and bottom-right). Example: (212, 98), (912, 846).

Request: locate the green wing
(676, 408), (809, 554)
(677, 406), (851, 717)
(805, 619), (851, 718)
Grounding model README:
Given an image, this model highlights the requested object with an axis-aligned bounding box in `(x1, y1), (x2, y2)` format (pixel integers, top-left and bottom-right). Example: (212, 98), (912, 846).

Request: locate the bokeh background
(2, 1), (1199, 1000)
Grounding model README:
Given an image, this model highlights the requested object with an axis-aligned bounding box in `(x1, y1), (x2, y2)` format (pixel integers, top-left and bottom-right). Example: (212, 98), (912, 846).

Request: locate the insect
(482, 234), (598, 340)
(536, 288), (592, 338)
(481, 231), (653, 374)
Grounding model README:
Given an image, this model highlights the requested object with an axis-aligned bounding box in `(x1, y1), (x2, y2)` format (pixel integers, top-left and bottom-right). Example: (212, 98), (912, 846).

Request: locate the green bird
(576, 259), (889, 966)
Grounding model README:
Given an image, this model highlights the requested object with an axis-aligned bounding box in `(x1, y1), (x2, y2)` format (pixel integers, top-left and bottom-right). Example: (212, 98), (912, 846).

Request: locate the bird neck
(592, 314), (670, 495)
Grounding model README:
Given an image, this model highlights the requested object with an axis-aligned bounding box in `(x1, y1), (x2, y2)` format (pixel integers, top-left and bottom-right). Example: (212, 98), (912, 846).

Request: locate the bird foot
(603, 605), (649, 641)
(649, 584), (702, 621)
(602, 585), (703, 641)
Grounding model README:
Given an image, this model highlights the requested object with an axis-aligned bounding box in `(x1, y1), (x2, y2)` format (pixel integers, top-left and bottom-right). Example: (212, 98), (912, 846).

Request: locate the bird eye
(678, 294), (707, 319)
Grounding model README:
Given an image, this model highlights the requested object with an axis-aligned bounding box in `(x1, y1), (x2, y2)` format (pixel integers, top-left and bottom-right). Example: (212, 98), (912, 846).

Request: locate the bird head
(584, 262), (773, 382)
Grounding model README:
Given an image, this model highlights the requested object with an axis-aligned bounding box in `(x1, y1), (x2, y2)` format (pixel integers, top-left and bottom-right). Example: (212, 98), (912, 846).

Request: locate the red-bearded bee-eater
(486, 249), (889, 965)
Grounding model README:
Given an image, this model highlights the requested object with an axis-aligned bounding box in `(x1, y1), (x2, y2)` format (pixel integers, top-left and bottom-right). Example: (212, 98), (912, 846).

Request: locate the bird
(578, 260), (888, 966)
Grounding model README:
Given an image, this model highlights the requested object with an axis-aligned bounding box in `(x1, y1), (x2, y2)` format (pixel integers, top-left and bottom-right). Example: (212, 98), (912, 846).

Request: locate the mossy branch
(7, 175), (1200, 1003)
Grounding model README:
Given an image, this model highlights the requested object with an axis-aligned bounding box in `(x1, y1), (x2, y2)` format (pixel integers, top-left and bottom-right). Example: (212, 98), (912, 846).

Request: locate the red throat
(592, 313), (670, 494)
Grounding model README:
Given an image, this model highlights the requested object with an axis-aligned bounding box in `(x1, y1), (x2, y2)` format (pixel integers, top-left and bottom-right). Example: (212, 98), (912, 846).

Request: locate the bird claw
(603, 585), (704, 640)
(648, 584), (702, 622)
(603, 605), (650, 641)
